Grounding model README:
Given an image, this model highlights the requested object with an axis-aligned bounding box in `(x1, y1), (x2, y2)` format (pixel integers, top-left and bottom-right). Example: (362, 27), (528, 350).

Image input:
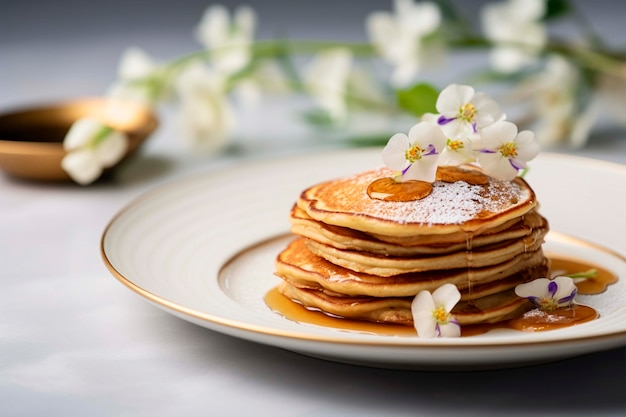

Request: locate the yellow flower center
(447, 138), (464, 151)
(460, 103), (476, 121)
(499, 142), (518, 158)
(540, 298), (559, 312)
(405, 145), (423, 163)
(432, 306), (450, 324)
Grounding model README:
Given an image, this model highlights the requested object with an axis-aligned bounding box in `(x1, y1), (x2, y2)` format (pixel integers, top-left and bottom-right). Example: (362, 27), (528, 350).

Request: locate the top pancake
(297, 166), (537, 237)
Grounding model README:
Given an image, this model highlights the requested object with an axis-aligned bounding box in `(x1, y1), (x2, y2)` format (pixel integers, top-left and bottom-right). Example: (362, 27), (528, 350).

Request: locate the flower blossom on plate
(61, 118), (128, 185)
(515, 276), (578, 311)
(411, 283), (461, 338)
(107, 47), (165, 106)
(382, 121), (446, 182)
(477, 120), (540, 180)
(304, 48), (354, 122)
(436, 84), (504, 137)
(174, 62), (235, 151)
(195, 4), (256, 76)
(366, 0), (443, 87)
(481, 0), (547, 73)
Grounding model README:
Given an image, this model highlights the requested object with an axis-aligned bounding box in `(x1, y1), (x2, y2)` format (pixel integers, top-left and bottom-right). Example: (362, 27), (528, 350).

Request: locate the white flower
(436, 84), (504, 137)
(195, 4), (256, 76)
(106, 47), (163, 106)
(61, 118), (128, 185)
(382, 121), (446, 182)
(304, 48), (353, 122)
(477, 120), (540, 180)
(366, 0), (443, 87)
(175, 62), (235, 151)
(515, 276), (578, 311)
(438, 133), (477, 166)
(481, 0), (547, 73)
(411, 283), (461, 338)
(508, 56), (596, 148)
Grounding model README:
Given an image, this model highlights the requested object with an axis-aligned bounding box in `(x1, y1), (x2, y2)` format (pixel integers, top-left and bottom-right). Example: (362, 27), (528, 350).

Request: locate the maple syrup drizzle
(367, 177), (433, 201)
(265, 256), (616, 337)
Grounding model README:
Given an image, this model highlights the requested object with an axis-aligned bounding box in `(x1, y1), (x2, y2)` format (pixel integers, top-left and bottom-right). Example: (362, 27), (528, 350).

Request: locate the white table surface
(1, 1), (625, 416)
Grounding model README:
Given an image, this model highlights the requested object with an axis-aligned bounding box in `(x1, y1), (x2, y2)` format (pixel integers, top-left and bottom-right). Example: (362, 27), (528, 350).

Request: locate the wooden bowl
(0, 98), (158, 181)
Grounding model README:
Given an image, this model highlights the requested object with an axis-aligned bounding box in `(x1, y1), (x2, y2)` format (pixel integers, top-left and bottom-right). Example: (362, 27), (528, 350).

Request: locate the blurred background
(1, 0), (625, 162)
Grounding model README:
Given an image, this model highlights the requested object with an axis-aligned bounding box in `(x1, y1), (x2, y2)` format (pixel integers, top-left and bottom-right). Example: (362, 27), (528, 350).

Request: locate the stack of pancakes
(274, 165), (549, 327)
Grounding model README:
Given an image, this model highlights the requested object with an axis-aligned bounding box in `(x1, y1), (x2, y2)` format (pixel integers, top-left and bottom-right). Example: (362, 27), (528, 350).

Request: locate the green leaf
(395, 83), (439, 117)
(301, 109), (337, 128)
(544, 0), (571, 21)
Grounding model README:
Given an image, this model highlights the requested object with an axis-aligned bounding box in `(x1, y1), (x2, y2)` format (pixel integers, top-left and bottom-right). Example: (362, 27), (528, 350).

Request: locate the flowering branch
(62, 0), (625, 184)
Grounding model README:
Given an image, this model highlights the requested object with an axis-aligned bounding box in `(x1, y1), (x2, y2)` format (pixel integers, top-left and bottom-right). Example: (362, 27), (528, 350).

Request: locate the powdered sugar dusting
(314, 168), (529, 225)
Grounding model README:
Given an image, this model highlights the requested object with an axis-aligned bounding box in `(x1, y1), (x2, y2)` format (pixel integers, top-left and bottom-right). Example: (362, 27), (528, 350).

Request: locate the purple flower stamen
(472, 121), (477, 133)
(424, 143), (438, 156)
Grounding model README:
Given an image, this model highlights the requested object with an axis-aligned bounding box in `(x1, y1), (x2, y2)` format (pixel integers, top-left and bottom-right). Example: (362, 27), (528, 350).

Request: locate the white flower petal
(95, 131), (128, 168)
(515, 278), (551, 299)
(412, 289), (435, 313)
(515, 130), (540, 161)
(382, 133), (410, 171)
(63, 118), (101, 150)
(403, 156), (439, 182)
(411, 290), (437, 337)
(118, 47), (156, 80)
(551, 276), (577, 301)
(481, 120), (518, 149)
(436, 84), (475, 115)
(438, 321), (461, 338)
(478, 152), (518, 181)
(61, 149), (103, 185)
(432, 283), (462, 313)
(413, 311), (438, 338)
(407, 121), (446, 150)
(471, 92), (503, 128)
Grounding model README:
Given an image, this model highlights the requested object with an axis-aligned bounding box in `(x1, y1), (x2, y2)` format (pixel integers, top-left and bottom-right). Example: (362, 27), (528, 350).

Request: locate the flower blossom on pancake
(436, 84), (503, 137)
(477, 120), (540, 180)
(439, 133), (477, 166)
(412, 284), (461, 338)
(515, 276), (577, 311)
(61, 118), (128, 185)
(382, 121), (446, 182)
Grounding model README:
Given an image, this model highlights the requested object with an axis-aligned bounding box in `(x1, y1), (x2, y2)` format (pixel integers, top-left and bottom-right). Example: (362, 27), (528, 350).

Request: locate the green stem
(567, 269), (598, 279)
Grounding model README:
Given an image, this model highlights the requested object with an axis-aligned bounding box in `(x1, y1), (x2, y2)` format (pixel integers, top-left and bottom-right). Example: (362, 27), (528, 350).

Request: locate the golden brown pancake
(291, 205), (547, 256)
(278, 282), (534, 326)
(275, 237), (549, 299)
(297, 167), (537, 237)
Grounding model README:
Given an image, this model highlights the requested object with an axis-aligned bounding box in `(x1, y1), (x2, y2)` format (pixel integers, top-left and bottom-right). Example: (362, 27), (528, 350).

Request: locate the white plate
(101, 149), (626, 369)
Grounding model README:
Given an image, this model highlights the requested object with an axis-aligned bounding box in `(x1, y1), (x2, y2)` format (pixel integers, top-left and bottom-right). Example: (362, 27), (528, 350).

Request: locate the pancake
(278, 282), (533, 326)
(304, 223), (547, 277)
(291, 205), (547, 256)
(276, 237), (549, 299)
(297, 166), (537, 237)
